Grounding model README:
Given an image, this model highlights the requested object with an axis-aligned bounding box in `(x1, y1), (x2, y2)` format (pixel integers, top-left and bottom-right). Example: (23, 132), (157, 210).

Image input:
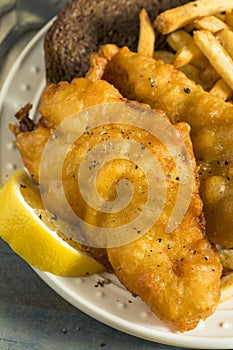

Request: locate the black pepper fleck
(184, 87), (191, 94)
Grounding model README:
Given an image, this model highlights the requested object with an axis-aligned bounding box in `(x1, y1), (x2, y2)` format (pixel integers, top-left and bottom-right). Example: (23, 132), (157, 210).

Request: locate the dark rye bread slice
(44, 0), (190, 84)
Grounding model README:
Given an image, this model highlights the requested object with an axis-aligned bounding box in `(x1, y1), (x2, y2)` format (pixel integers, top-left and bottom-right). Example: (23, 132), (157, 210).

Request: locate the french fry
(199, 64), (219, 90)
(154, 0), (233, 35)
(194, 15), (230, 33)
(184, 21), (196, 33)
(178, 64), (205, 89)
(220, 272), (233, 303)
(214, 13), (226, 22)
(210, 79), (233, 101)
(216, 29), (233, 60)
(154, 49), (206, 89)
(219, 249), (233, 270)
(166, 30), (192, 52)
(225, 9), (233, 28)
(194, 30), (233, 91)
(173, 39), (208, 68)
(153, 50), (174, 64)
(137, 9), (155, 58)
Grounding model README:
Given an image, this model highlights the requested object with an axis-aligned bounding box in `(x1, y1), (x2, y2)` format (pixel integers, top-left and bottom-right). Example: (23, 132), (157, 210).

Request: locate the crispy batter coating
(107, 121), (222, 332)
(39, 78), (126, 129)
(12, 79), (126, 270)
(102, 46), (233, 247)
(12, 77), (222, 331)
(13, 78), (125, 183)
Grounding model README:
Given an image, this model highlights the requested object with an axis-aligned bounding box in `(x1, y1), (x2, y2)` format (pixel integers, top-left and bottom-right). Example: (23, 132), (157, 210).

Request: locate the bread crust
(44, 0), (190, 83)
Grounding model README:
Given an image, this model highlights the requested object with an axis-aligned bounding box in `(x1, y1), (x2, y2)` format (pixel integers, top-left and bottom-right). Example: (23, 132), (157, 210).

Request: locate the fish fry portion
(107, 122), (222, 332)
(11, 77), (222, 332)
(12, 78), (126, 183)
(101, 45), (233, 247)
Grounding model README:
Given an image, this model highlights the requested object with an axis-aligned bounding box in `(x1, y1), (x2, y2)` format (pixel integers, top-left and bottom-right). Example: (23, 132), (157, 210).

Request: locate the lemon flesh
(0, 170), (104, 276)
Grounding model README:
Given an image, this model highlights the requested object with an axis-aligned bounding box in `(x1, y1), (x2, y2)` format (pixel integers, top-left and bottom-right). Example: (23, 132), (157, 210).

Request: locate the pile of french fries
(138, 0), (233, 102)
(137, 0), (233, 303)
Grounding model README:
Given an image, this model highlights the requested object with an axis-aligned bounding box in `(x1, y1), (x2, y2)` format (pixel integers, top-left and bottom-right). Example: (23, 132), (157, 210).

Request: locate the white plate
(0, 20), (233, 349)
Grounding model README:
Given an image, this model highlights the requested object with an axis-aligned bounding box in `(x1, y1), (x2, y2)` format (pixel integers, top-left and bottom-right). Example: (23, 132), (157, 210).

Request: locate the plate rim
(0, 16), (233, 350)
(34, 268), (233, 350)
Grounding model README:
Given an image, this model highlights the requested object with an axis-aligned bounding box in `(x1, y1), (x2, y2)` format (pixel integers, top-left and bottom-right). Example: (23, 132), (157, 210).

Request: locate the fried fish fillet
(107, 120), (222, 332)
(101, 46), (233, 248)
(10, 79), (126, 270)
(11, 77), (222, 332)
(12, 78), (126, 183)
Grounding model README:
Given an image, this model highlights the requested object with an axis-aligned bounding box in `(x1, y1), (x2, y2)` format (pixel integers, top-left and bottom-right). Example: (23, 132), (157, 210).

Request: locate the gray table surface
(1, 238), (194, 350)
(0, 2), (213, 350)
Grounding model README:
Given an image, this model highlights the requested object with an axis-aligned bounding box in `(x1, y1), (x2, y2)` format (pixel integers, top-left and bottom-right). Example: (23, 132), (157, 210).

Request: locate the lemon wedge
(0, 170), (104, 276)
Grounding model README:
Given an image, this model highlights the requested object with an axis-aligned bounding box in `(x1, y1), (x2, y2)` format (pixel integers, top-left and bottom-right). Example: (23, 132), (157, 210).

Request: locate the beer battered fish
(12, 78), (126, 183)
(107, 119), (222, 332)
(11, 77), (222, 332)
(101, 45), (233, 248)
